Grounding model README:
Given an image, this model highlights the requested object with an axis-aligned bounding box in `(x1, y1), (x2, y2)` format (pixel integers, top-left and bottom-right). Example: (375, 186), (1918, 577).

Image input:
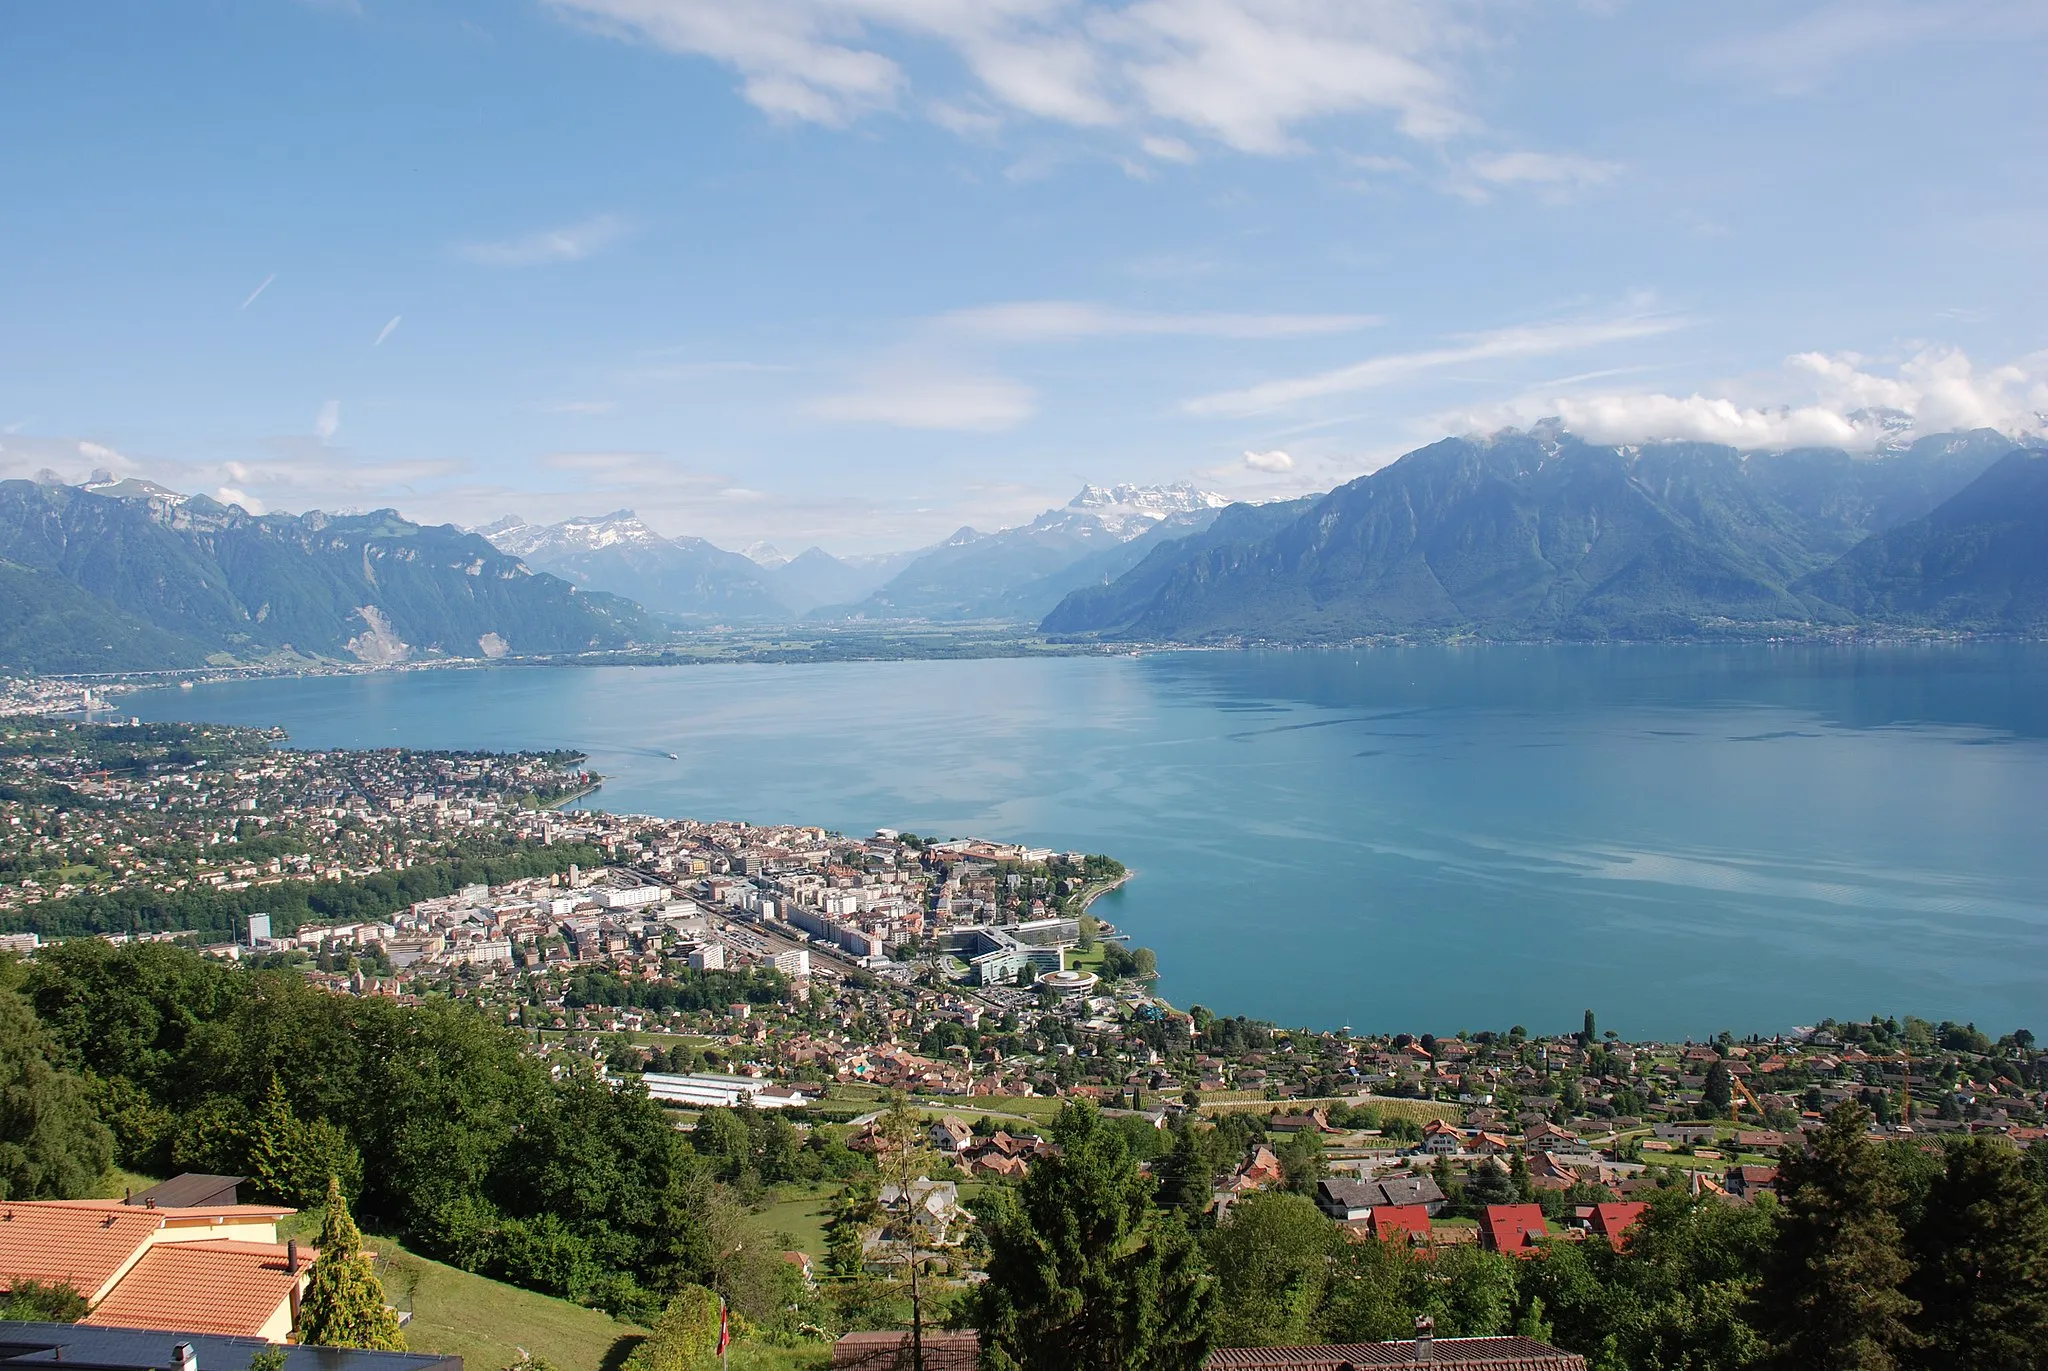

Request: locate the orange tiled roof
(80, 1240), (315, 1339)
(0, 1203), (165, 1299)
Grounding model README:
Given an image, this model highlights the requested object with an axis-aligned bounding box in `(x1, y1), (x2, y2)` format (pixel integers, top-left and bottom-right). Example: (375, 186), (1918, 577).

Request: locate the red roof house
(1481, 1204), (1550, 1257)
(1588, 1202), (1646, 1249)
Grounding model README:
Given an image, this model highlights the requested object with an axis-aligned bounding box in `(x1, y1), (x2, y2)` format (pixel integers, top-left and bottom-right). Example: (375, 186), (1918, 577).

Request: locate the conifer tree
(1904, 1137), (2048, 1371)
(298, 1177), (405, 1350)
(1756, 1103), (1916, 1371)
(974, 1103), (1213, 1371)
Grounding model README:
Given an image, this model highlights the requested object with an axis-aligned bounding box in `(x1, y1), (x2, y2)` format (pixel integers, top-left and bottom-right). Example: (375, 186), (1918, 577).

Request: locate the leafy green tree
(1756, 1104), (1917, 1371)
(0, 1278), (91, 1323)
(1274, 1127), (1327, 1196)
(298, 1177), (406, 1350)
(974, 1103), (1213, 1371)
(1904, 1138), (2048, 1371)
(1204, 1192), (1333, 1347)
(0, 988), (112, 1199)
(624, 1285), (725, 1371)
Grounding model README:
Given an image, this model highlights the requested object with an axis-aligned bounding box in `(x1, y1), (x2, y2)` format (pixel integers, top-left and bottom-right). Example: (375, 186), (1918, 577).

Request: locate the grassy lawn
(277, 1211), (644, 1371)
(742, 1182), (839, 1261)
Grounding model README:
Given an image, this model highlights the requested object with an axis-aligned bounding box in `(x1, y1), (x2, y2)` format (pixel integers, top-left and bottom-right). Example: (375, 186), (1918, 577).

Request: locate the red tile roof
(1589, 1202), (1646, 1249)
(1482, 1204), (1549, 1256)
(831, 1331), (979, 1370)
(0, 1203), (163, 1299)
(1369, 1205), (1432, 1243)
(81, 1240), (313, 1339)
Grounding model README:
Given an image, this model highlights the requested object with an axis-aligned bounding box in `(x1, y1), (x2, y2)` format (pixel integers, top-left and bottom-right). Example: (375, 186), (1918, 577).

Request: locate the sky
(2, 0), (2044, 554)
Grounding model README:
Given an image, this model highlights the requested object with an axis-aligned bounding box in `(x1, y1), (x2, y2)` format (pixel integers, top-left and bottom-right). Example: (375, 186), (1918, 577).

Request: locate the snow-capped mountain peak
(1038, 481), (1228, 541)
(738, 541), (790, 568)
(480, 509), (668, 558)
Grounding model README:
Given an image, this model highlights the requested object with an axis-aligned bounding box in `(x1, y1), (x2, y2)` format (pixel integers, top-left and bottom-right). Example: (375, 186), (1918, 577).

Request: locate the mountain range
(0, 477), (651, 673)
(1041, 429), (2046, 642)
(476, 511), (917, 620)
(836, 482), (1231, 622)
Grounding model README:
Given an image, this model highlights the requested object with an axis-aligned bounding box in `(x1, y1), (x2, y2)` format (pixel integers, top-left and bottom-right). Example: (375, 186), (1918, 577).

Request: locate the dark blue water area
(127, 643), (2048, 1040)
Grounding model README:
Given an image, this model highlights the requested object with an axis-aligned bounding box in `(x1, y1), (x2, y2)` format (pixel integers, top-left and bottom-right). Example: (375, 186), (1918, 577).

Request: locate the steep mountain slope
(0, 482), (653, 671)
(1042, 431), (2032, 642)
(1797, 448), (2048, 630)
(763, 546), (915, 614)
(482, 511), (788, 620)
(1041, 498), (1315, 635)
(837, 483), (1228, 621)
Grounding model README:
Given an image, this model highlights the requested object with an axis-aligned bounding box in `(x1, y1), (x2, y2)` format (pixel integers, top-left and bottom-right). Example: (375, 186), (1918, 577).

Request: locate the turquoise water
(128, 645), (2048, 1039)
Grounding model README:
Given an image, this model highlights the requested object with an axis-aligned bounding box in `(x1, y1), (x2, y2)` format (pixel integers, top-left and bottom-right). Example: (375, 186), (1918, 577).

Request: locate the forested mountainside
(1042, 430), (2038, 642)
(0, 481), (653, 672)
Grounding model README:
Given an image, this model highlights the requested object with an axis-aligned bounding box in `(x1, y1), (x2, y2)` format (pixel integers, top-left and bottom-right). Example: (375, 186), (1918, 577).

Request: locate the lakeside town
(3, 718), (2045, 1371)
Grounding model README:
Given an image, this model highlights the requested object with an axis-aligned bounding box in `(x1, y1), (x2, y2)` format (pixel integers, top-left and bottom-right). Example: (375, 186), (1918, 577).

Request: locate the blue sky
(2, 1), (2043, 553)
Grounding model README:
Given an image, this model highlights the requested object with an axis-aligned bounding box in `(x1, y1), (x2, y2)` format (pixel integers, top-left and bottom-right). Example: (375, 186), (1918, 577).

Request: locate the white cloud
(315, 400), (341, 440)
(1186, 313), (1684, 417)
(549, 0), (1486, 156)
(809, 368), (1037, 431)
(215, 487), (265, 514)
(1457, 347), (2048, 449)
(941, 299), (1382, 341)
(1242, 448), (1294, 471)
(374, 315), (403, 346)
(456, 214), (631, 267)
(1466, 150), (1619, 188)
(240, 273), (277, 310)
(1141, 134), (1197, 162)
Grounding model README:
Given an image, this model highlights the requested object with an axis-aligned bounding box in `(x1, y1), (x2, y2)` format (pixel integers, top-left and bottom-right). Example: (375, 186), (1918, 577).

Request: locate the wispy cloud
(1186, 314), (1686, 417)
(456, 214), (631, 267)
(1242, 448), (1294, 472)
(809, 365), (1036, 431)
(240, 273), (277, 310)
(1466, 150), (1619, 190)
(314, 400), (341, 441)
(374, 315), (403, 346)
(1693, 1), (2040, 96)
(547, 0), (1490, 156)
(940, 300), (1383, 342)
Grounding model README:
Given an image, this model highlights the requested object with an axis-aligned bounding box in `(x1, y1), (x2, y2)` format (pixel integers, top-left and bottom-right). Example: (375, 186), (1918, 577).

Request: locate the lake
(128, 644), (2048, 1040)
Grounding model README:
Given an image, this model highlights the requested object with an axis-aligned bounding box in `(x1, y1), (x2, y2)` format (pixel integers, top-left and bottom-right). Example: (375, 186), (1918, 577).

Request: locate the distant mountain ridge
(1042, 429), (2041, 642)
(829, 481), (1229, 622)
(476, 511), (910, 619)
(0, 480), (653, 672)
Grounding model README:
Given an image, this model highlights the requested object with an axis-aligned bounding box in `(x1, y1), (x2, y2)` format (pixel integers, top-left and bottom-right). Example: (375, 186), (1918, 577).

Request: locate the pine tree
(1756, 1103), (1917, 1371)
(1904, 1137), (2048, 1371)
(298, 1177), (405, 1350)
(974, 1103), (1213, 1370)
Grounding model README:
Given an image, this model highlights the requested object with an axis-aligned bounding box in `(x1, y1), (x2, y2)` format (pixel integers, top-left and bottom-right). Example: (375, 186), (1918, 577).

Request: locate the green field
(273, 1210), (643, 1371)
(742, 1182), (839, 1261)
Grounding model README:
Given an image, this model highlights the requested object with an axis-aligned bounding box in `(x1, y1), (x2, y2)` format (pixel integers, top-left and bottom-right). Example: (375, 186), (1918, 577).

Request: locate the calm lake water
(129, 645), (2048, 1040)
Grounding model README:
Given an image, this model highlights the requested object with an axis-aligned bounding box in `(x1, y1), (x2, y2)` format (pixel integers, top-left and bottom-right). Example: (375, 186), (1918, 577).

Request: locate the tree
(1275, 1127), (1327, 1196)
(1581, 1010), (1596, 1048)
(1703, 1060), (1734, 1116)
(0, 988), (112, 1199)
(298, 1177), (406, 1350)
(625, 1285), (725, 1371)
(1755, 1103), (1916, 1371)
(974, 1103), (1213, 1370)
(1204, 1192), (1332, 1347)
(1131, 947), (1158, 980)
(1904, 1138), (2048, 1371)
(247, 1075), (363, 1207)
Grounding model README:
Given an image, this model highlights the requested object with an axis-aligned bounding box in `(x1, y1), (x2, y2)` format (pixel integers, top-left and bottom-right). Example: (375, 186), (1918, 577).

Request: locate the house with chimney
(0, 1183), (320, 1341)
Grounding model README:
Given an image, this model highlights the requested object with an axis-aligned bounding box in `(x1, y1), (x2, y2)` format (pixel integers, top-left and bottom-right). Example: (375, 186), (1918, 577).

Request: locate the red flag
(716, 1298), (731, 1355)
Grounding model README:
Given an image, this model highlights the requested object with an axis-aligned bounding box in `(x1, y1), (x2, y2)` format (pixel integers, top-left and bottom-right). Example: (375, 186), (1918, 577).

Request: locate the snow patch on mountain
(1033, 481), (1229, 541)
(480, 510), (669, 558)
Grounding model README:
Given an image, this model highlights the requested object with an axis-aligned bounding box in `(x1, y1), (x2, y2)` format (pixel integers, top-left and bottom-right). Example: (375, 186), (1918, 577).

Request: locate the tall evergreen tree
(298, 1177), (406, 1350)
(1904, 1137), (2048, 1371)
(973, 1103), (1213, 1371)
(1756, 1103), (1917, 1371)
(0, 987), (112, 1199)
